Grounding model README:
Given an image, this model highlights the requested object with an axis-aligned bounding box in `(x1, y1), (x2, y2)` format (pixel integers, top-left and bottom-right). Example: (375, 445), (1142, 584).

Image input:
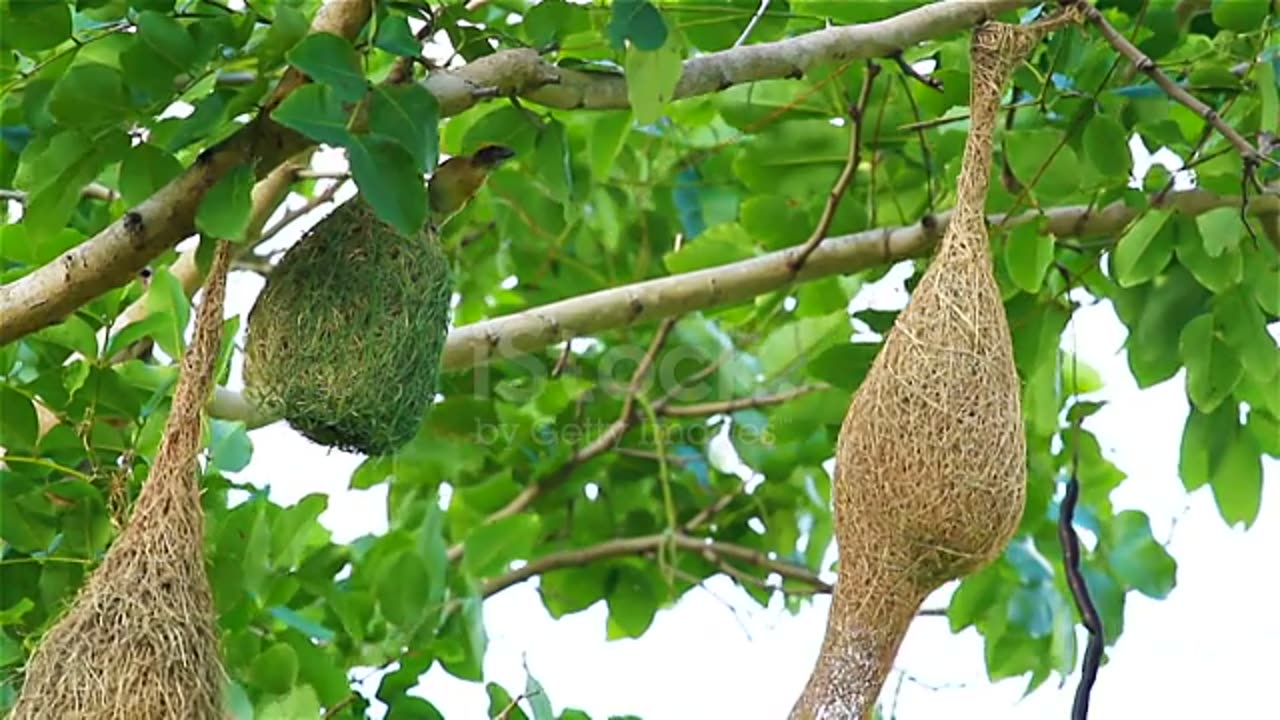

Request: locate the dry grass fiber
(10, 242), (235, 719)
(790, 8), (1083, 720)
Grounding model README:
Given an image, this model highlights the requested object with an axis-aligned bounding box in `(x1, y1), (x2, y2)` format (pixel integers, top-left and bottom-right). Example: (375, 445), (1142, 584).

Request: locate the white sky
(213, 139), (1279, 719)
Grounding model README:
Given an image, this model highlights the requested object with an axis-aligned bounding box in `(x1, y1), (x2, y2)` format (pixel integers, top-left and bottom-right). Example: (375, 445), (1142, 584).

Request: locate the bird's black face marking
(473, 144), (516, 168)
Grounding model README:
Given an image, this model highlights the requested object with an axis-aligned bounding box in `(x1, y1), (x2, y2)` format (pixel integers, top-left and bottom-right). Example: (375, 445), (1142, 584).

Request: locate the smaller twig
(616, 447), (694, 465)
(1062, 404), (1105, 719)
(1072, 0), (1268, 169)
(321, 693), (361, 719)
(0, 183), (119, 204)
(732, 0), (772, 48)
(550, 339), (574, 378)
(448, 318), (680, 562)
(892, 51), (943, 90)
(787, 60), (881, 273)
(683, 484), (744, 532)
(294, 169), (351, 180)
(259, 178), (345, 244)
(659, 383), (829, 417)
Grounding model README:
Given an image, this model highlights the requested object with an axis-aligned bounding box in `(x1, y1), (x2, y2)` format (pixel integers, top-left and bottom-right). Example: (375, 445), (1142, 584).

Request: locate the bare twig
(1070, 0), (1267, 168)
(446, 318), (680, 561)
(258, 178), (346, 245)
(659, 383), (829, 417)
(892, 51), (943, 90)
(479, 531), (834, 597)
(787, 61), (881, 273)
(1062, 397), (1105, 717)
(683, 485), (745, 532)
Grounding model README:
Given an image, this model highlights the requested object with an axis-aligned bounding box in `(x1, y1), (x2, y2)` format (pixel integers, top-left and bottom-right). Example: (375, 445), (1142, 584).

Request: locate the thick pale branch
(0, 0), (372, 346)
(505, 0), (1037, 113)
(209, 189), (1279, 427)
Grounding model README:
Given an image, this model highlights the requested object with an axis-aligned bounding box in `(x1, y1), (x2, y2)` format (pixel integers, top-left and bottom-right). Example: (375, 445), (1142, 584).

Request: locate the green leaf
(606, 565), (660, 638)
(118, 143), (185, 208)
(807, 342), (878, 391)
(1003, 129), (1081, 199)
(249, 642), (299, 694)
(286, 32), (368, 102)
(208, 419), (253, 472)
(33, 315), (99, 359)
(662, 222), (754, 274)
(6, 3), (72, 53)
(378, 546), (432, 628)
(1211, 0), (1268, 32)
(15, 128), (129, 241)
(1179, 403), (1235, 491)
(195, 164), (255, 242)
(462, 514), (541, 578)
(1002, 222), (1055, 293)
(270, 84), (354, 148)
(1214, 289), (1280, 383)
(1175, 217), (1242, 292)
(387, 697), (445, 720)
(1194, 207), (1245, 257)
(740, 194), (807, 250)
(373, 13), (421, 57)
(47, 63), (132, 129)
(1258, 60), (1279, 135)
(1178, 313), (1242, 413)
(0, 387), (38, 452)
(608, 0), (668, 51)
(535, 120), (574, 207)
(625, 41), (682, 125)
(1246, 408), (1280, 456)
(1082, 115), (1132, 180)
(368, 84), (440, 173)
(136, 10), (196, 72)
(258, 685), (322, 720)
(948, 563), (1004, 631)
(525, 666), (555, 720)
(1210, 431), (1263, 528)
(1111, 209), (1173, 287)
(1105, 511), (1176, 599)
(1007, 585), (1053, 638)
(589, 111), (633, 180)
(257, 3), (309, 69)
(347, 135), (426, 235)
(144, 266), (192, 359)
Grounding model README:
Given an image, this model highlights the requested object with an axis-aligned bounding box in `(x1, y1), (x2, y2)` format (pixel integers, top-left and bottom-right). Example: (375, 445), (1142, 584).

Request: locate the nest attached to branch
(243, 197), (454, 456)
(11, 242), (236, 720)
(791, 8), (1084, 720)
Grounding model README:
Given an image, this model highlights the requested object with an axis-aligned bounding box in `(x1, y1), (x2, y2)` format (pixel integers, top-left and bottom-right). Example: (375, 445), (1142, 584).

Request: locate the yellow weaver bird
(427, 144), (516, 229)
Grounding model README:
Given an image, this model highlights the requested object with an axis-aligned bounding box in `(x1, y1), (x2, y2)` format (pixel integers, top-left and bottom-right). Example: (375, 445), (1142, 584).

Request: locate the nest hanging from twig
(791, 9), (1083, 720)
(11, 242), (235, 720)
(242, 197), (454, 456)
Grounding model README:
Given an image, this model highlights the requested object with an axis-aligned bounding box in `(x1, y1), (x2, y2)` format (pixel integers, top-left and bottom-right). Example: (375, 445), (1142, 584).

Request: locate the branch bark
(209, 188), (1279, 428)
(0, 0), (1040, 344)
(0, 0), (373, 345)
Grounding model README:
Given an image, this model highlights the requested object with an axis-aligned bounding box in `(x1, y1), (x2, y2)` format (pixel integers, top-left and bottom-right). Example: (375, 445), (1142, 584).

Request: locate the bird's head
(471, 144), (517, 170)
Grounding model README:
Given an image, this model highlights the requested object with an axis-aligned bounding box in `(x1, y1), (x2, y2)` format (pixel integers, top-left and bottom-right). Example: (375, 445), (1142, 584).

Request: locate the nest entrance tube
(242, 197), (454, 457)
(11, 241), (235, 720)
(789, 11), (1082, 720)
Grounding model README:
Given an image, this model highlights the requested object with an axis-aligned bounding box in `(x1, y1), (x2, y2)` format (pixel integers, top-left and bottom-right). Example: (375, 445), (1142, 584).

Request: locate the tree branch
(0, 0), (373, 345)
(1069, 0), (1267, 167)
(659, 383), (831, 417)
(488, 0), (1038, 114)
(479, 532), (835, 598)
(209, 188), (1280, 427)
(0, 0), (1043, 345)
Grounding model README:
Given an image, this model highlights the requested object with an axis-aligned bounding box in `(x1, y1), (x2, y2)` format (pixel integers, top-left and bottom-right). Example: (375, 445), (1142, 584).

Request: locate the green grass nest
(243, 197), (453, 456)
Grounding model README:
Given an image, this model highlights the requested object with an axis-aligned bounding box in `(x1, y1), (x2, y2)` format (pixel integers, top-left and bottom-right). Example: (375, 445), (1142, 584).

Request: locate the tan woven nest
(10, 243), (235, 720)
(791, 8), (1084, 719)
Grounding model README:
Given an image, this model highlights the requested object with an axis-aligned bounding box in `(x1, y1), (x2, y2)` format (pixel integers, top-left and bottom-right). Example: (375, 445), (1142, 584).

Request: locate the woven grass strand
(789, 11), (1082, 720)
(243, 197), (453, 456)
(11, 242), (234, 719)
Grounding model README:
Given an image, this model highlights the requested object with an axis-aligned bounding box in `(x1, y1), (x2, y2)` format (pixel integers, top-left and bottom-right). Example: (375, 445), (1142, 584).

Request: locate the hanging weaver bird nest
(11, 242), (235, 720)
(790, 9), (1083, 720)
(243, 196), (454, 456)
